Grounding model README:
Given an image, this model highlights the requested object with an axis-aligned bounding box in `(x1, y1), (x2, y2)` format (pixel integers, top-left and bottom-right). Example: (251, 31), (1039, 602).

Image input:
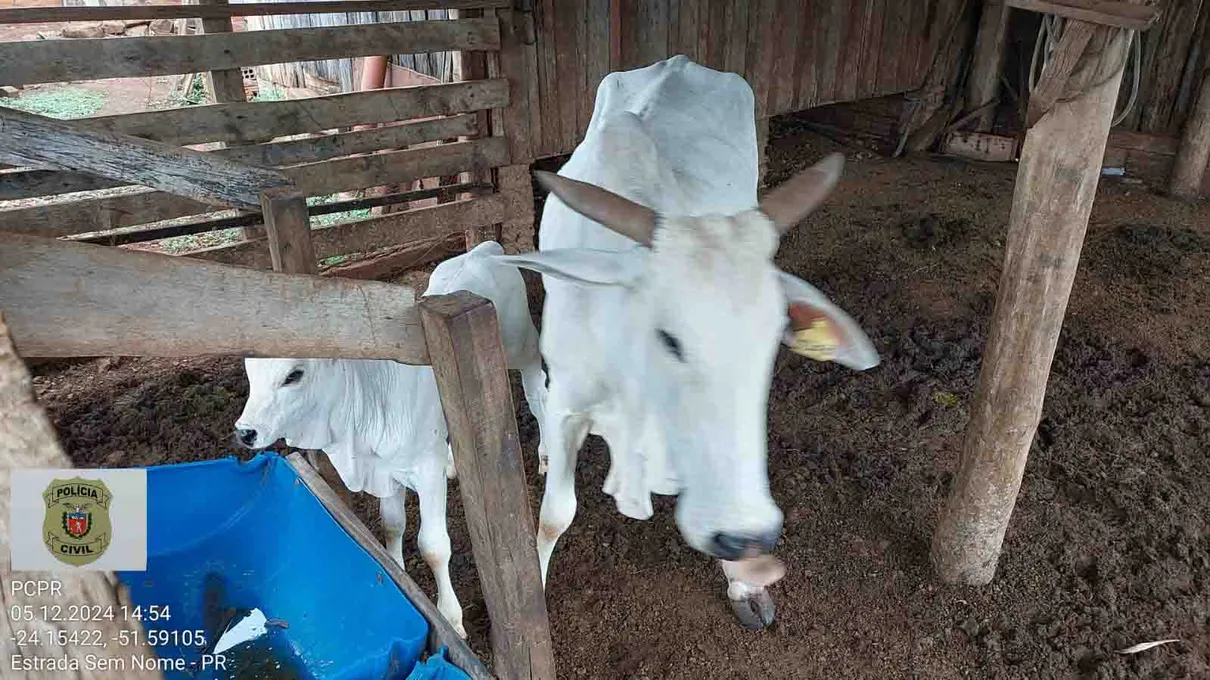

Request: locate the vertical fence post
(196, 0), (262, 241)
(419, 291), (556, 680)
(454, 7), (503, 249)
(259, 187), (354, 504)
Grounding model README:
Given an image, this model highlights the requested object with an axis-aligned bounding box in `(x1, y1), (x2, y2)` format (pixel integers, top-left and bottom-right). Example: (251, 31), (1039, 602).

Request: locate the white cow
(232, 240), (548, 639)
(494, 56), (880, 629)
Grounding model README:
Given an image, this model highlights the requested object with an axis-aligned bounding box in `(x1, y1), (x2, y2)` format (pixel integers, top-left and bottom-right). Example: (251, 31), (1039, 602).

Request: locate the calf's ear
(778, 271), (879, 371)
(492, 249), (646, 288)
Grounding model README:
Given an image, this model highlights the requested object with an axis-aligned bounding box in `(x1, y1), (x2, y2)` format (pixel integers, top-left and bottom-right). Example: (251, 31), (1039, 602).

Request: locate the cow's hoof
(729, 590), (776, 630)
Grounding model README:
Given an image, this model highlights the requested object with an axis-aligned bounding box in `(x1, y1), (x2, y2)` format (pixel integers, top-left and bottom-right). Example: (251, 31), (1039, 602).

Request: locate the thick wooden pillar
(419, 292), (555, 680)
(1170, 65), (1210, 199)
(966, 0), (1012, 131)
(931, 23), (1132, 585)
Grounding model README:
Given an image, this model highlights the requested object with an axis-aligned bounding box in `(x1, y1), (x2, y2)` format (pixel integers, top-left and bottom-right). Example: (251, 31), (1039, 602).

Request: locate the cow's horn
(535, 171), (657, 245)
(758, 152), (845, 233)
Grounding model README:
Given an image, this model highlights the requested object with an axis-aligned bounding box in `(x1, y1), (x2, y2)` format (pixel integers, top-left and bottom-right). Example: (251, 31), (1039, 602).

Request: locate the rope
(1027, 14), (1141, 126)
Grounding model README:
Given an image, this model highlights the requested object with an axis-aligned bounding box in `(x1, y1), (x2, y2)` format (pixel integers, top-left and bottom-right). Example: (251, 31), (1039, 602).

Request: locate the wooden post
(419, 292), (555, 680)
(756, 116), (770, 189)
(931, 23), (1133, 585)
(195, 0), (263, 241)
(455, 7), (502, 249)
(966, 0), (1012, 131)
(0, 312), (165, 680)
(259, 188), (355, 503)
(1170, 66), (1210, 199)
(260, 187), (316, 275)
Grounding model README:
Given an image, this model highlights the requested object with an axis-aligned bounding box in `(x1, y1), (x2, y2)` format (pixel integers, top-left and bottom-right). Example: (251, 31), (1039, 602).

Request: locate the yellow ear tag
(789, 318), (838, 362)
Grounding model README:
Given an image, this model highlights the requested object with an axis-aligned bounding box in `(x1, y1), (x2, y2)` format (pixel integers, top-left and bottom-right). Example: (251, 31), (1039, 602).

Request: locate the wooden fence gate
(0, 0), (536, 275)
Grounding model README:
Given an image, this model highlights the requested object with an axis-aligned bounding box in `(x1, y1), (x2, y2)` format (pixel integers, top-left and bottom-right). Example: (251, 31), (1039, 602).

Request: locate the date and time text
(7, 580), (228, 673)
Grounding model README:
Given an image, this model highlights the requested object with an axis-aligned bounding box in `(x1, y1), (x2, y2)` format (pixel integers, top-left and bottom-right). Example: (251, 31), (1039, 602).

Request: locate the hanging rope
(1027, 14), (1141, 126)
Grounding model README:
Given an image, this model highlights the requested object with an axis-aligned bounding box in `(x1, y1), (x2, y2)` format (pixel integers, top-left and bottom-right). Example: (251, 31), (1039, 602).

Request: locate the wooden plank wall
(522, 0), (960, 160)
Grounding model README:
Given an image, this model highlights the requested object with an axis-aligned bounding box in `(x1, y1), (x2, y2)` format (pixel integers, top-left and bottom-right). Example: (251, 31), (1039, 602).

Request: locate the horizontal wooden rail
(76, 181), (491, 246)
(76, 79), (507, 148)
(0, 231), (429, 362)
(191, 192), (513, 270)
(2, 114), (479, 201)
(0, 136), (510, 237)
(1005, 0), (1160, 30)
(0, 18), (499, 86)
(0, 0), (510, 24)
(0, 107), (290, 210)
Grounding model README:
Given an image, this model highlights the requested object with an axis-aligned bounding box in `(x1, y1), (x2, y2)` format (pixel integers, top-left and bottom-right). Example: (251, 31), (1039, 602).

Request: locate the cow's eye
(282, 368), (305, 386)
(657, 330), (684, 362)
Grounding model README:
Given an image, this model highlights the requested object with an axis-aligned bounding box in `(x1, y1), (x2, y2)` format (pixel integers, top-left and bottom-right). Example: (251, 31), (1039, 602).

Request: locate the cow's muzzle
(711, 527), (781, 560)
(234, 427), (258, 449)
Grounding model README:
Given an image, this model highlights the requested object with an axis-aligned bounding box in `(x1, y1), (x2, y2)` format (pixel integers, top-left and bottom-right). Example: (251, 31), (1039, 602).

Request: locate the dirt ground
(30, 118), (1210, 679)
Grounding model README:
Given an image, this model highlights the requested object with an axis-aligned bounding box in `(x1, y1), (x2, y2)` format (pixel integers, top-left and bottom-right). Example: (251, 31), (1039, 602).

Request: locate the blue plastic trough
(116, 454), (469, 680)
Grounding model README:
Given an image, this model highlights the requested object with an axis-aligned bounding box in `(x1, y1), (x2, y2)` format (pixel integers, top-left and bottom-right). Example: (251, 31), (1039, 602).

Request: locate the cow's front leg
(415, 463), (466, 639)
(379, 490), (407, 570)
(719, 560), (776, 629)
(536, 399), (591, 585)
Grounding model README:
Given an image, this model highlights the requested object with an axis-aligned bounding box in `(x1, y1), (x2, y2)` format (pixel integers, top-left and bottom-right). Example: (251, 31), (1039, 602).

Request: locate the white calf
(233, 240), (548, 638)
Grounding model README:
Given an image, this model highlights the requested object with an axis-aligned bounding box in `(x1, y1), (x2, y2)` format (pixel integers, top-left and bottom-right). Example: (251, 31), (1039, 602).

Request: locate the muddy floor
(31, 119), (1210, 679)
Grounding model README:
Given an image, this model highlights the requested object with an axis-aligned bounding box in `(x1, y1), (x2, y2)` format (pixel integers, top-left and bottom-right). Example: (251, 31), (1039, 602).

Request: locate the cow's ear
(777, 271), (879, 371)
(492, 249), (645, 287)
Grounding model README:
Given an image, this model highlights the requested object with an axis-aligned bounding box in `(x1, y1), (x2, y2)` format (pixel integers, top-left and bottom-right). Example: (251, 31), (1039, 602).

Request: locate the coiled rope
(1027, 14), (1141, 127)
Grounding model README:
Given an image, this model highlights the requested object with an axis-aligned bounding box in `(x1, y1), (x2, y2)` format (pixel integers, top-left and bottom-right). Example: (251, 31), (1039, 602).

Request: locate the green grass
(157, 228), (243, 254)
(0, 87), (106, 119)
(307, 193), (372, 227)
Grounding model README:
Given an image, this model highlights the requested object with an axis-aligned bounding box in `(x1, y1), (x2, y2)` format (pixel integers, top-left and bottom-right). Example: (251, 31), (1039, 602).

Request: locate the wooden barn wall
(524, 0), (962, 159)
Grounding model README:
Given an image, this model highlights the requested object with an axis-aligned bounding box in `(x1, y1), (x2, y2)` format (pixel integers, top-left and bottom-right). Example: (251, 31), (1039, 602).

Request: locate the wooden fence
(245, 5), (458, 92)
(0, 0), (534, 277)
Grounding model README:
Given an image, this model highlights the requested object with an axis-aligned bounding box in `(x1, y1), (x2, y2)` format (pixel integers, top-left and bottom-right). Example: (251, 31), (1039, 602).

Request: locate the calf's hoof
(729, 589), (776, 630)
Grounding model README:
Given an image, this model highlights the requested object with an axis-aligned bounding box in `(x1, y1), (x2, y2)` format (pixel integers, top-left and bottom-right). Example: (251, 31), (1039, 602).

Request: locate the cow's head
(234, 358), (340, 451)
(496, 154), (879, 560)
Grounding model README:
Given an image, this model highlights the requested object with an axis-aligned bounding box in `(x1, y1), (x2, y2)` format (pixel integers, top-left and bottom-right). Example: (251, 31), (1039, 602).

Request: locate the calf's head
(496, 154), (879, 560)
(235, 358), (339, 451)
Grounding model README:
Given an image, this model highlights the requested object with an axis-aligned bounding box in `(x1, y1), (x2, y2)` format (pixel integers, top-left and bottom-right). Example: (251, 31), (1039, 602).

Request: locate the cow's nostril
(713, 529), (781, 560)
(236, 427), (257, 447)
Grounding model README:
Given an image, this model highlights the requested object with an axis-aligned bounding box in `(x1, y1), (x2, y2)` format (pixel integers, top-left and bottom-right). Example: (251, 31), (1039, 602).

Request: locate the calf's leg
(415, 463), (466, 639)
(719, 559), (777, 630)
(379, 490), (407, 570)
